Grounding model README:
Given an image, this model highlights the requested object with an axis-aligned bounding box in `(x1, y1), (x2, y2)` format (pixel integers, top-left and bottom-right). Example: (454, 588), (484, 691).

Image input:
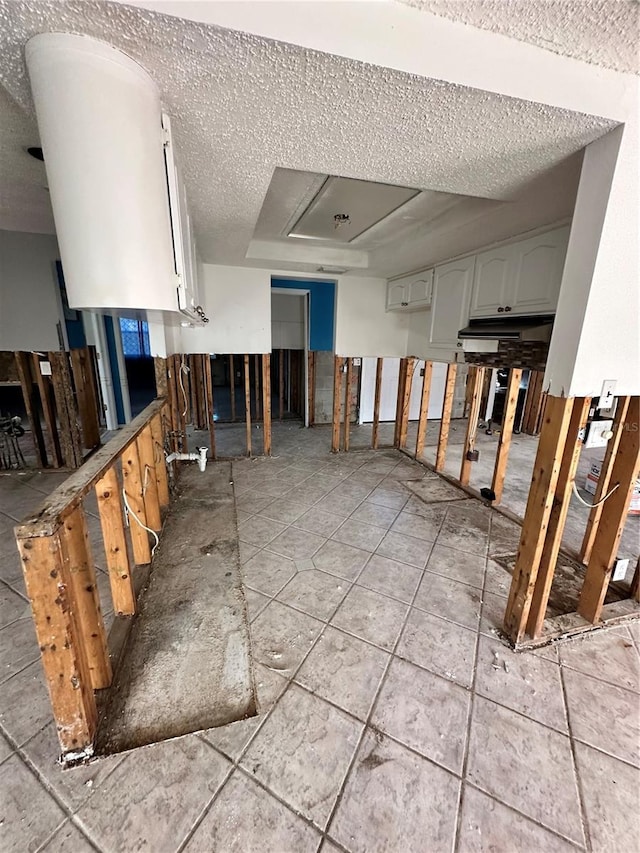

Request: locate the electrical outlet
(597, 379), (616, 410)
(584, 419), (614, 449)
(352, 357), (362, 367)
(612, 558), (630, 582)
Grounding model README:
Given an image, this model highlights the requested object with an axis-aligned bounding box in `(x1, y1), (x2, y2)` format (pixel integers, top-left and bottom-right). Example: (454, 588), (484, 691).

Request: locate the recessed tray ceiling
(288, 176), (420, 243)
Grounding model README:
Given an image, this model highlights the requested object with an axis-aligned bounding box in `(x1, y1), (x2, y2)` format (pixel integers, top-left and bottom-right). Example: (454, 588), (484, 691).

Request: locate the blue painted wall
(271, 278), (335, 352)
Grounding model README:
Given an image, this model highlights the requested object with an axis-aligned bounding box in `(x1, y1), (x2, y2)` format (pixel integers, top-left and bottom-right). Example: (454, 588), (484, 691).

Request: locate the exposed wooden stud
(154, 356), (168, 397)
(17, 531), (97, 754)
(343, 357), (353, 451)
(228, 354), (236, 422)
(187, 355), (197, 425)
(70, 348), (101, 450)
(95, 466), (136, 615)
(15, 352), (46, 467)
(460, 366), (485, 486)
(332, 355), (344, 453)
(630, 556), (640, 602)
(150, 413), (169, 510)
(527, 397), (591, 638)
(578, 397), (640, 624)
(279, 348), (285, 420)
(203, 355), (216, 461)
(136, 424), (162, 533)
(436, 363), (457, 472)
(535, 390), (549, 435)
(62, 505), (112, 689)
(122, 440), (152, 566)
(49, 351), (83, 468)
(523, 371), (545, 435)
(166, 357), (180, 453)
(415, 361), (433, 459)
(372, 357), (383, 450)
(399, 357), (416, 450)
(262, 354), (272, 456)
(393, 358), (407, 448)
(254, 354), (261, 421)
(491, 368), (523, 504)
(244, 354), (252, 456)
(308, 351), (316, 427)
(503, 395), (575, 645)
(31, 352), (62, 467)
(581, 396), (631, 564)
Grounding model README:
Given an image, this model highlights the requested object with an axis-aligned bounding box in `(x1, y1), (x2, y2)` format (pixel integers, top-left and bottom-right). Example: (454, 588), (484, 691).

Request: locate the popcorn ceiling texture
(405, 0), (639, 75)
(0, 0), (616, 267)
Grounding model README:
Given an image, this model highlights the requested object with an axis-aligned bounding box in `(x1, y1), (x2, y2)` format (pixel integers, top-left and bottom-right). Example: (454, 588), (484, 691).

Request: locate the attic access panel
(288, 176), (419, 243)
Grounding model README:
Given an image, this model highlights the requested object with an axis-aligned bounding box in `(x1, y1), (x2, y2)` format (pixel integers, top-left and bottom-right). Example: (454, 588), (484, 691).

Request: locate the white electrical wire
(572, 480), (620, 509)
(122, 488), (160, 557)
(179, 355), (190, 418)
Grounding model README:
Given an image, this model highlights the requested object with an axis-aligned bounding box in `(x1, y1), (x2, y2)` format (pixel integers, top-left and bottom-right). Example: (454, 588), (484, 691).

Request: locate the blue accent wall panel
(271, 278), (335, 352)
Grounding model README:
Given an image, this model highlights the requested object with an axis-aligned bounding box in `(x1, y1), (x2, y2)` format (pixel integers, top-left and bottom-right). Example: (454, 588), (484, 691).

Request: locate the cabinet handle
(401, 301), (408, 306)
(456, 341), (462, 347)
(505, 306), (512, 312)
(497, 306), (505, 313)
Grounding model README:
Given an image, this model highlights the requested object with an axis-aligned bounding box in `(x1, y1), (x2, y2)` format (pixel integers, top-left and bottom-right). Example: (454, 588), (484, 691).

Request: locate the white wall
(335, 276), (408, 357)
(0, 229), (63, 351)
(180, 264), (271, 354)
(359, 357), (447, 422)
(271, 292), (305, 349)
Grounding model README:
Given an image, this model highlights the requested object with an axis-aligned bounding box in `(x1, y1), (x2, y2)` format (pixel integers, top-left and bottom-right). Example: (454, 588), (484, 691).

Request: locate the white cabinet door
(429, 256), (475, 351)
(509, 226), (569, 315)
(386, 281), (407, 310)
(407, 271), (433, 309)
(469, 246), (514, 318)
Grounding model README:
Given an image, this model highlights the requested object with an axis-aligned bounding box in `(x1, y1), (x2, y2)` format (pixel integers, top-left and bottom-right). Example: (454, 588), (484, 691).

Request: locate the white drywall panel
(0, 229), (62, 351)
(180, 264), (271, 354)
(359, 358), (446, 422)
(335, 277), (408, 358)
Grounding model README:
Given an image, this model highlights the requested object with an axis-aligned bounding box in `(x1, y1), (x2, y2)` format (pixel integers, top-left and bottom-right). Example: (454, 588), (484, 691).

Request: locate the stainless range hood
(458, 315), (554, 343)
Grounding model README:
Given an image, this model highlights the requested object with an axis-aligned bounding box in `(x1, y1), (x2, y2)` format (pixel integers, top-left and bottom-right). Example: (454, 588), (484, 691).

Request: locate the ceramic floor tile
(484, 558), (512, 597)
(256, 478), (296, 499)
(438, 504), (490, 556)
(375, 530), (431, 569)
(234, 509), (252, 525)
(389, 507), (445, 543)
(0, 731), (13, 764)
(184, 769), (321, 851)
(563, 668), (640, 767)
(365, 486), (409, 511)
(250, 600), (324, 678)
(235, 491), (273, 515)
(238, 515), (287, 548)
(0, 754), (67, 853)
(254, 662), (289, 713)
(397, 608), (477, 688)
(329, 728), (460, 853)
(488, 514), (523, 557)
(0, 616), (39, 682)
(402, 477), (464, 504)
(332, 518), (386, 553)
(427, 544), (486, 589)
(467, 696), (584, 844)
(350, 501), (399, 530)
(258, 498), (308, 525)
(0, 583), (29, 628)
(559, 629), (640, 694)
(475, 635), (567, 732)
(268, 526), (326, 560)
(402, 494), (442, 519)
(241, 549), (296, 597)
(294, 508), (344, 538)
(201, 715), (262, 762)
(295, 625), (389, 720)
(479, 591), (509, 638)
(356, 553), (422, 604)
(75, 737), (230, 852)
(0, 661), (52, 746)
(243, 587), (271, 622)
(457, 785), (578, 853)
(574, 740), (640, 853)
(241, 684), (362, 828)
(372, 657), (470, 773)
(312, 540), (371, 581)
(39, 821), (96, 852)
(315, 492), (363, 518)
(277, 569), (349, 621)
(332, 585), (408, 651)
(414, 572), (482, 631)
(303, 473), (345, 495)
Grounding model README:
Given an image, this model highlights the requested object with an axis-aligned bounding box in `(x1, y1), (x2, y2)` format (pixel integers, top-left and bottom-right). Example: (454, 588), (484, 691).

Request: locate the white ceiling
(0, 0), (619, 278)
(404, 0), (640, 75)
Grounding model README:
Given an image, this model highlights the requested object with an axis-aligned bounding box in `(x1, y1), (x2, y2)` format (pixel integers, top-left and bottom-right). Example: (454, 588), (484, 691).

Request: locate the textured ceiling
(0, 0), (618, 277)
(404, 0), (640, 75)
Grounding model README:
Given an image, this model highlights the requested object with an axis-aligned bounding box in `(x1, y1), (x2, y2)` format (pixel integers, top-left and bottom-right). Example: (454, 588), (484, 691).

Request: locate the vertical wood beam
(262, 354), (272, 456)
(460, 366), (485, 486)
(188, 355), (197, 426)
(166, 356), (180, 453)
(503, 396), (575, 644)
(17, 531), (97, 754)
(15, 352), (47, 467)
(49, 351), (83, 468)
(372, 358), (383, 450)
(308, 351), (315, 427)
(254, 354), (261, 421)
(229, 354), (236, 422)
(70, 348), (100, 449)
(279, 348), (285, 420)
(436, 363), (457, 472)
(399, 357), (416, 449)
(343, 357), (353, 452)
(154, 356), (168, 397)
(203, 355), (217, 461)
(393, 358), (407, 448)
(415, 361), (433, 459)
(578, 397), (640, 623)
(122, 441), (151, 565)
(581, 396), (630, 564)
(332, 356), (344, 453)
(491, 368), (523, 504)
(62, 505), (112, 689)
(136, 424), (162, 533)
(244, 354), (252, 457)
(31, 352), (62, 467)
(527, 397), (591, 638)
(174, 354), (188, 453)
(95, 466), (135, 615)
(150, 413), (169, 510)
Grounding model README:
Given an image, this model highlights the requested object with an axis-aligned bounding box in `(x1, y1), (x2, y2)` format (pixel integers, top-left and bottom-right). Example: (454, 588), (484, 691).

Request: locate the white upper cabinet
(469, 226), (569, 319)
(428, 255), (475, 351)
(386, 269), (433, 312)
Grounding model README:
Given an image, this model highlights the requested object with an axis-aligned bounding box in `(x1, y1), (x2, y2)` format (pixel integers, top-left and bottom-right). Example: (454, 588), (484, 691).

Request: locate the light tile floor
(1, 432), (639, 853)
